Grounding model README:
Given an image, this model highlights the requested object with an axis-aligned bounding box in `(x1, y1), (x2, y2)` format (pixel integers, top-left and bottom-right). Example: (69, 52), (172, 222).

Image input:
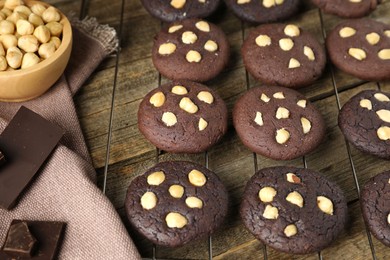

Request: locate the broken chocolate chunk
(3, 221), (37, 257)
(0, 106), (64, 210)
(0, 150), (5, 166)
(0, 220), (66, 260)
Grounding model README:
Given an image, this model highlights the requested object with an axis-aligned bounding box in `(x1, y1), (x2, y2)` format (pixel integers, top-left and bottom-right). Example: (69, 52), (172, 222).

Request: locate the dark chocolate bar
(1, 220), (66, 260)
(3, 221), (37, 257)
(0, 106), (64, 210)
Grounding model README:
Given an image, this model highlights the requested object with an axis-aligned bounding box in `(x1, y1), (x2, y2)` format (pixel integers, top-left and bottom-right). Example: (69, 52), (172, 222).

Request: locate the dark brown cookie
(125, 161), (228, 247)
(311, 0), (380, 18)
(361, 170), (390, 247)
(242, 23), (326, 88)
(140, 0), (221, 22)
(152, 19), (230, 82)
(233, 86), (325, 160)
(138, 80), (228, 153)
(240, 166), (348, 254)
(326, 19), (390, 81)
(224, 0), (300, 24)
(338, 90), (390, 159)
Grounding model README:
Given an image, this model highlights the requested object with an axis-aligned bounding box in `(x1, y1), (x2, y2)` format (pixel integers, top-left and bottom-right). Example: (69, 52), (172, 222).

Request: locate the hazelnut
(28, 13), (44, 27)
(297, 99), (306, 108)
(14, 5), (32, 16)
(317, 196), (334, 215)
(304, 46), (315, 61)
(179, 97), (198, 114)
(41, 6), (61, 23)
(162, 112), (177, 127)
(377, 126), (390, 141)
(18, 35), (38, 52)
(1, 8), (12, 17)
(301, 117), (311, 134)
(204, 40), (218, 52)
(182, 31), (197, 44)
(188, 169), (207, 187)
(286, 191), (304, 208)
(276, 107), (290, 119)
(0, 34), (17, 49)
(288, 58), (300, 68)
(376, 109), (390, 123)
(273, 92), (285, 99)
(284, 224), (298, 237)
(339, 27), (356, 38)
(21, 52), (40, 69)
(275, 128), (290, 144)
(185, 196), (203, 208)
(198, 117), (208, 131)
(254, 111), (264, 126)
(16, 19), (34, 35)
(171, 85), (188, 95)
(197, 91), (214, 104)
(286, 173), (301, 184)
(186, 50), (201, 63)
(168, 24), (183, 33)
(6, 45), (21, 68)
(149, 91), (166, 107)
(147, 171), (165, 186)
(195, 21), (210, 32)
(140, 191), (157, 210)
(359, 99), (372, 110)
(255, 34), (271, 47)
(49, 36), (61, 49)
(348, 48), (366, 61)
(284, 24), (300, 37)
(6, 11), (27, 24)
(263, 205), (279, 219)
(38, 41), (56, 59)
(170, 0), (186, 9)
(45, 21), (63, 37)
(4, 0), (23, 10)
(374, 93), (390, 102)
(34, 25), (51, 44)
(260, 93), (270, 102)
(378, 49), (390, 60)
(0, 20), (15, 34)
(279, 38), (294, 51)
(30, 3), (46, 16)
(165, 212), (188, 228)
(0, 42), (4, 55)
(158, 42), (176, 55)
(366, 32), (380, 45)
(258, 186), (277, 203)
(168, 185), (184, 198)
(0, 55), (7, 71)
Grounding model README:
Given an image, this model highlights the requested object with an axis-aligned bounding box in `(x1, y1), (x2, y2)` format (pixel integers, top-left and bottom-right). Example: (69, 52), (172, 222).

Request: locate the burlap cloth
(0, 17), (141, 260)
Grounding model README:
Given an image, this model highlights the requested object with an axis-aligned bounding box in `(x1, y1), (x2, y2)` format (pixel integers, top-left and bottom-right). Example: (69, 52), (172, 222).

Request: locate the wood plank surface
(46, 0), (390, 258)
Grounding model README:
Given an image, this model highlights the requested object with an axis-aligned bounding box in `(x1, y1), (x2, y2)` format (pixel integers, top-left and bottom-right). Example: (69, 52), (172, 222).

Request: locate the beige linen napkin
(0, 17), (141, 260)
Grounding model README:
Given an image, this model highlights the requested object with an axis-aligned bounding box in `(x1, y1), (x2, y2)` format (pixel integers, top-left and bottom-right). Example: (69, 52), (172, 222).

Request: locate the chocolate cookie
(138, 80), (228, 153)
(125, 161), (228, 247)
(326, 19), (390, 81)
(361, 170), (390, 247)
(152, 19), (230, 82)
(240, 166), (348, 254)
(311, 0), (380, 18)
(233, 86), (325, 160)
(338, 90), (390, 159)
(140, 0), (221, 22)
(224, 0), (300, 24)
(242, 23), (326, 88)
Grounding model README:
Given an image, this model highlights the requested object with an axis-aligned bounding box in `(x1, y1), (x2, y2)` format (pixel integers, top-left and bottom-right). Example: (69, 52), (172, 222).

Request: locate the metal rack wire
(85, 0), (385, 258)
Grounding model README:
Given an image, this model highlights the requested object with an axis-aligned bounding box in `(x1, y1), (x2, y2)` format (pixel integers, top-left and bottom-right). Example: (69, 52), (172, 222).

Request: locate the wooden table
(48, 0), (390, 259)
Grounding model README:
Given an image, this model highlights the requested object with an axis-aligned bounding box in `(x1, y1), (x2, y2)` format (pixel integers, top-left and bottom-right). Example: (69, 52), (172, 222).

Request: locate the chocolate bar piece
(0, 106), (64, 210)
(0, 220), (66, 260)
(3, 222), (37, 257)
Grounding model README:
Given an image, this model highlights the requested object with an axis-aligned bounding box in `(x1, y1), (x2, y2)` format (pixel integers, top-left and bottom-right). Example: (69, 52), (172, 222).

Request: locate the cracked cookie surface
(240, 166), (348, 254)
(311, 0), (380, 18)
(125, 161), (228, 247)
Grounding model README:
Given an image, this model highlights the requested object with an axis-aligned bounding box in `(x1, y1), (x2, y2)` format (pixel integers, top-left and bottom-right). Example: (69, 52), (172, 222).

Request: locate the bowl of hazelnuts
(0, 0), (72, 102)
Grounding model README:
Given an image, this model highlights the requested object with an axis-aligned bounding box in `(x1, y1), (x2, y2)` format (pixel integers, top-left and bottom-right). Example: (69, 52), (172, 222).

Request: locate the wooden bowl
(0, 0), (72, 102)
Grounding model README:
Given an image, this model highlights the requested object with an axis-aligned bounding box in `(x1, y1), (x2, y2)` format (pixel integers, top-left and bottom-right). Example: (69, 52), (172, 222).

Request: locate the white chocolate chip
(255, 35), (271, 47)
(378, 49), (390, 60)
(275, 0), (284, 4)
(374, 93), (390, 102)
(237, 0), (251, 3)
(195, 21), (210, 32)
(185, 196), (203, 208)
(348, 48), (366, 61)
(262, 0), (275, 8)
(149, 92), (166, 107)
(197, 91), (214, 104)
(286, 191), (304, 208)
(276, 128), (290, 144)
(254, 111), (264, 126)
(258, 187), (277, 203)
(147, 171), (166, 186)
(388, 213), (390, 225)
(279, 38), (294, 51)
(204, 40), (218, 52)
(159, 43), (176, 55)
(377, 126), (390, 140)
(284, 24), (300, 37)
(288, 58), (300, 69)
(339, 27), (356, 38)
(170, 0), (186, 9)
(376, 110), (390, 123)
(276, 107), (290, 119)
(284, 224), (298, 237)
(317, 196), (334, 215)
(169, 185), (185, 198)
(168, 25), (183, 33)
(198, 118), (208, 131)
(263, 205), (279, 219)
(166, 212), (188, 228)
(385, 30), (390, 38)
(162, 112), (177, 127)
(182, 31), (198, 44)
(366, 32), (380, 45)
(179, 97), (198, 114)
(359, 99), (372, 110)
(260, 93), (270, 102)
(186, 50), (202, 62)
(286, 173), (301, 184)
(171, 85), (188, 95)
(188, 169), (207, 187)
(301, 117), (312, 134)
(297, 100), (307, 108)
(199, 0), (206, 2)
(140, 192), (157, 210)
(304, 46), (315, 61)
(349, 0), (362, 2)
(273, 92), (285, 99)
